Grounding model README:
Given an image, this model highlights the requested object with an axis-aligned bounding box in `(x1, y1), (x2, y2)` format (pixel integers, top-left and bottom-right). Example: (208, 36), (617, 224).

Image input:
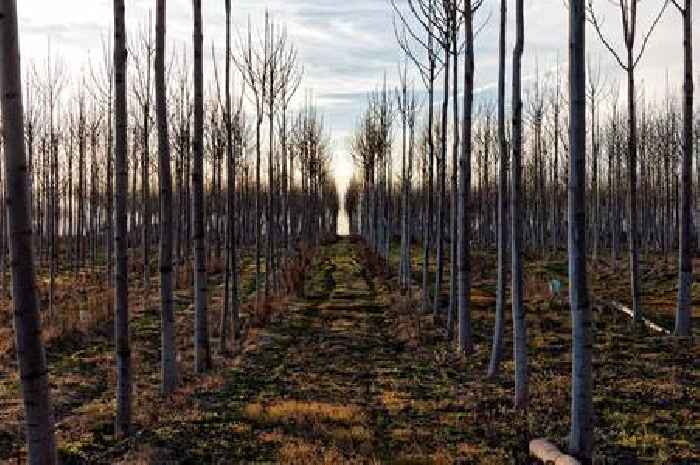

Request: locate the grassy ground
(0, 237), (698, 464)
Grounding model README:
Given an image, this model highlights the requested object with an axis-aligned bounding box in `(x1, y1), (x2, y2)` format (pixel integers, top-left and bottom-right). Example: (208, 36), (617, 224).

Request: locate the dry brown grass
(381, 389), (410, 415)
(174, 261), (193, 289)
(0, 244), (304, 462)
(390, 451), (455, 465)
(281, 244), (316, 297)
(0, 268), (112, 360)
(388, 291), (436, 349)
(0, 326), (13, 355)
(114, 445), (177, 465)
(358, 243), (386, 280)
(240, 295), (289, 331)
(278, 440), (368, 465)
(243, 400), (366, 425)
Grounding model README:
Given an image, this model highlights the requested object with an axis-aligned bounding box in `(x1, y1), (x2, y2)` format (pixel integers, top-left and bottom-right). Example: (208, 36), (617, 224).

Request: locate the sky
(15, 0), (698, 233)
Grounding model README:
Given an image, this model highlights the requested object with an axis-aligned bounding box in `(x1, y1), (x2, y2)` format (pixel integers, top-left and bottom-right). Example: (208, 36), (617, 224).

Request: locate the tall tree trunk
(487, 0), (507, 379)
(433, 34), (449, 322)
(68, 134), (74, 272)
(267, 23), (275, 298)
(130, 128), (138, 248)
(399, 67), (409, 295)
(142, 56), (151, 288)
(675, 0), (693, 337)
(255, 114), (262, 308)
(511, 0), (528, 409)
(591, 92), (599, 261)
(77, 103), (85, 271)
(222, 0), (240, 351)
(0, 155), (4, 296)
(288, 138), (294, 248)
(553, 89), (560, 251)
(448, 5), (458, 341)
(406, 95), (415, 294)
(611, 113), (620, 268)
(627, 60), (642, 322)
(107, 97), (114, 287)
(48, 135), (55, 315)
(156, 0), (178, 394)
(568, 1), (593, 460)
(421, 37), (435, 315)
(192, 0), (211, 372)
(220, 0), (231, 352)
(113, 0), (131, 437)
(0, 1), (59, 461)
(458, 0), (474, 354)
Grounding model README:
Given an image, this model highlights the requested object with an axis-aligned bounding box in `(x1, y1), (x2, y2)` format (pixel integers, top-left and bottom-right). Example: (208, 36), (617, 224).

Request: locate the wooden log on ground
(529, 439), (581, 465)
(606, 300), (671, 335)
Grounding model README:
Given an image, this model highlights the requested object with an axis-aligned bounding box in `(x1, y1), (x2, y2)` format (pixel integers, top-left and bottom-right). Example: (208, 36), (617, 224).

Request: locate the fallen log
(529, 439), (581, 465)
(605, 300), (671, 335)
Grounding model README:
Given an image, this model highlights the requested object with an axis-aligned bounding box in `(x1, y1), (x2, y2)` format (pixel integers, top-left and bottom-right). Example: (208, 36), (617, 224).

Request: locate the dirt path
(104, 237), (485, 464)
(128, 238), (414, 463)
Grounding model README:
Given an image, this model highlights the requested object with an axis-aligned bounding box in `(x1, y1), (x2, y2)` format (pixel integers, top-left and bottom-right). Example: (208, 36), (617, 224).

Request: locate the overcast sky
(16, 0), (698, 210)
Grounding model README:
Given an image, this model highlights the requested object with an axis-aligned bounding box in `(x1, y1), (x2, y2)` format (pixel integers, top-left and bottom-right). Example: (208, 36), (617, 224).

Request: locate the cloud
(15, 0), (697, 192)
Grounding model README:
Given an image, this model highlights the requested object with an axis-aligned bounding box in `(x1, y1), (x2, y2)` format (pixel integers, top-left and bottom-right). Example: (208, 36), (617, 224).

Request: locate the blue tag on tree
(548, 279), (562, 297)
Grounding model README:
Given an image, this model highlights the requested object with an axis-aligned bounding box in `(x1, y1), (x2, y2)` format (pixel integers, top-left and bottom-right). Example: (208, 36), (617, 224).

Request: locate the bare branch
(587, 0), (628, 70)
(632, 0), (670, 69)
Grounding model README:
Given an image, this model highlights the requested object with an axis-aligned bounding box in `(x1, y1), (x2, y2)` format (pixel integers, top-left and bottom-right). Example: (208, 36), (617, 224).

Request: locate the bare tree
(447, 0), (459, 340)
(88, 35), (115, 287)
(235, 13), (270, 310)
(220, 0), (235, 354)
(487, 0), (507, 378)
(586, 57), (609, 262)
(0, 1), (59, 462)
(264, 18), (301, 295)
(588, 0), (670, 322)
(457, 0), (476, 354)
(279, 59), (302, 257)
(192, 0), (212, 373)
(33, 44), (66, 316)
(550, 63), (563, 250)
(670, 0), (693, 337)
(113, 0), (132, 437)
(568, 0), (593, 460)
(75, 83), (87, 274)
(511, 0), (528, 409)
(390, 0), (442, 315)
(433, 0), (453, 324)
(156, 0), (178, 394)
(396, 59), (411, 295)
(131, 14), (155, 288)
